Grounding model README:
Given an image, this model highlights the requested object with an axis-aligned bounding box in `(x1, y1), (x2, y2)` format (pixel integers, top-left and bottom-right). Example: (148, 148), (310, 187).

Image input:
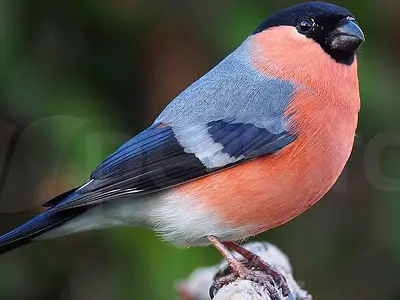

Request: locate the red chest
(174, 105), (357, 233)
(174, 87), (359, 234)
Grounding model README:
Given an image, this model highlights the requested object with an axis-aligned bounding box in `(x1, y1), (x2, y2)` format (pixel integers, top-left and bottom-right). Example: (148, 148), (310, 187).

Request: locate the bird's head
(249, 2), (365, 90)
(253, 2), (364, 65)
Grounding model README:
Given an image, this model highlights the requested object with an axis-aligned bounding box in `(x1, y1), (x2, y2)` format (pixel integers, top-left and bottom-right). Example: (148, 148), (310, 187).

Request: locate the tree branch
(177, 242), (312, 300)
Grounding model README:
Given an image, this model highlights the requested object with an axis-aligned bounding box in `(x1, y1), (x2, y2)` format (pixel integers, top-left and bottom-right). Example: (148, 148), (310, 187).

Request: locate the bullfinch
(0, 2), (364, 297)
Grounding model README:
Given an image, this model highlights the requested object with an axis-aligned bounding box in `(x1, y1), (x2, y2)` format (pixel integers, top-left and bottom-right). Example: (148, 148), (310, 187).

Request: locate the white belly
(35, 191), (252, 246)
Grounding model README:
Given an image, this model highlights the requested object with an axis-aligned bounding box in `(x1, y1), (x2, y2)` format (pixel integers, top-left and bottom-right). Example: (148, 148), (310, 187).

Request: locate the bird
(0, 2), (364, 298)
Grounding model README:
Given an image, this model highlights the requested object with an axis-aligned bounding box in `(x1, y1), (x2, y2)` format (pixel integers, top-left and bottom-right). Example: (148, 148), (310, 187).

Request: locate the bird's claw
(210, 263), (288, 300)
(248, 259), (290, 297)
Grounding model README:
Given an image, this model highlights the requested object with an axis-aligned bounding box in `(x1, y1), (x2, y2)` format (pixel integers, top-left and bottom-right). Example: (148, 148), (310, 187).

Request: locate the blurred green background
(0, 0), (399, 299)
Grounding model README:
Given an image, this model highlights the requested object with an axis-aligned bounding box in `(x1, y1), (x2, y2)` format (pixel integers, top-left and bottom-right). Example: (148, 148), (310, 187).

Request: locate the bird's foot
(207, 236), (290, 300)
(210, 265), (283, 300)
(225, 241), (290, 297)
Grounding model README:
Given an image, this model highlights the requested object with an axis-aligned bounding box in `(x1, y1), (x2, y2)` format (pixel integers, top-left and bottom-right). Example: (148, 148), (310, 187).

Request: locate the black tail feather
(0, 207), (88, 255)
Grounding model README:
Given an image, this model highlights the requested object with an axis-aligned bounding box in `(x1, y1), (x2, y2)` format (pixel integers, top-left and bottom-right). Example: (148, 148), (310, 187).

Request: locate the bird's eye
(297, 18), (315, 34)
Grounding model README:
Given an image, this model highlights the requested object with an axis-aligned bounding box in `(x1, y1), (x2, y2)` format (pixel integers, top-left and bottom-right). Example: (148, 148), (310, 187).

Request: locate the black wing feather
(49, 121), (295, 211)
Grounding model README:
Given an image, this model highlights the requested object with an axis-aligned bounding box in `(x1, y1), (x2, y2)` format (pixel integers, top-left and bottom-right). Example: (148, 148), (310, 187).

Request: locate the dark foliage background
(0, 0), (399, 299)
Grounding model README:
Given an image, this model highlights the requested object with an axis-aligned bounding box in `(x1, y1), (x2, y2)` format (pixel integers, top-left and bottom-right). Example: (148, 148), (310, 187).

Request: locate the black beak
(329, 18), (365, 52)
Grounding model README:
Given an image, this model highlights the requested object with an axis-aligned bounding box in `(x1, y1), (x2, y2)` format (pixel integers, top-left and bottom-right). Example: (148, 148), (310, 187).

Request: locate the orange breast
(173, 27), (360, 234)
(174, 95), (357, 234)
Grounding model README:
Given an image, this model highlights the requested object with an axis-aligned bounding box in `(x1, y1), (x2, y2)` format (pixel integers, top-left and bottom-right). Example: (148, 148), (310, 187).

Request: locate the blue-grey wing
(48, 119), (295, 211)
